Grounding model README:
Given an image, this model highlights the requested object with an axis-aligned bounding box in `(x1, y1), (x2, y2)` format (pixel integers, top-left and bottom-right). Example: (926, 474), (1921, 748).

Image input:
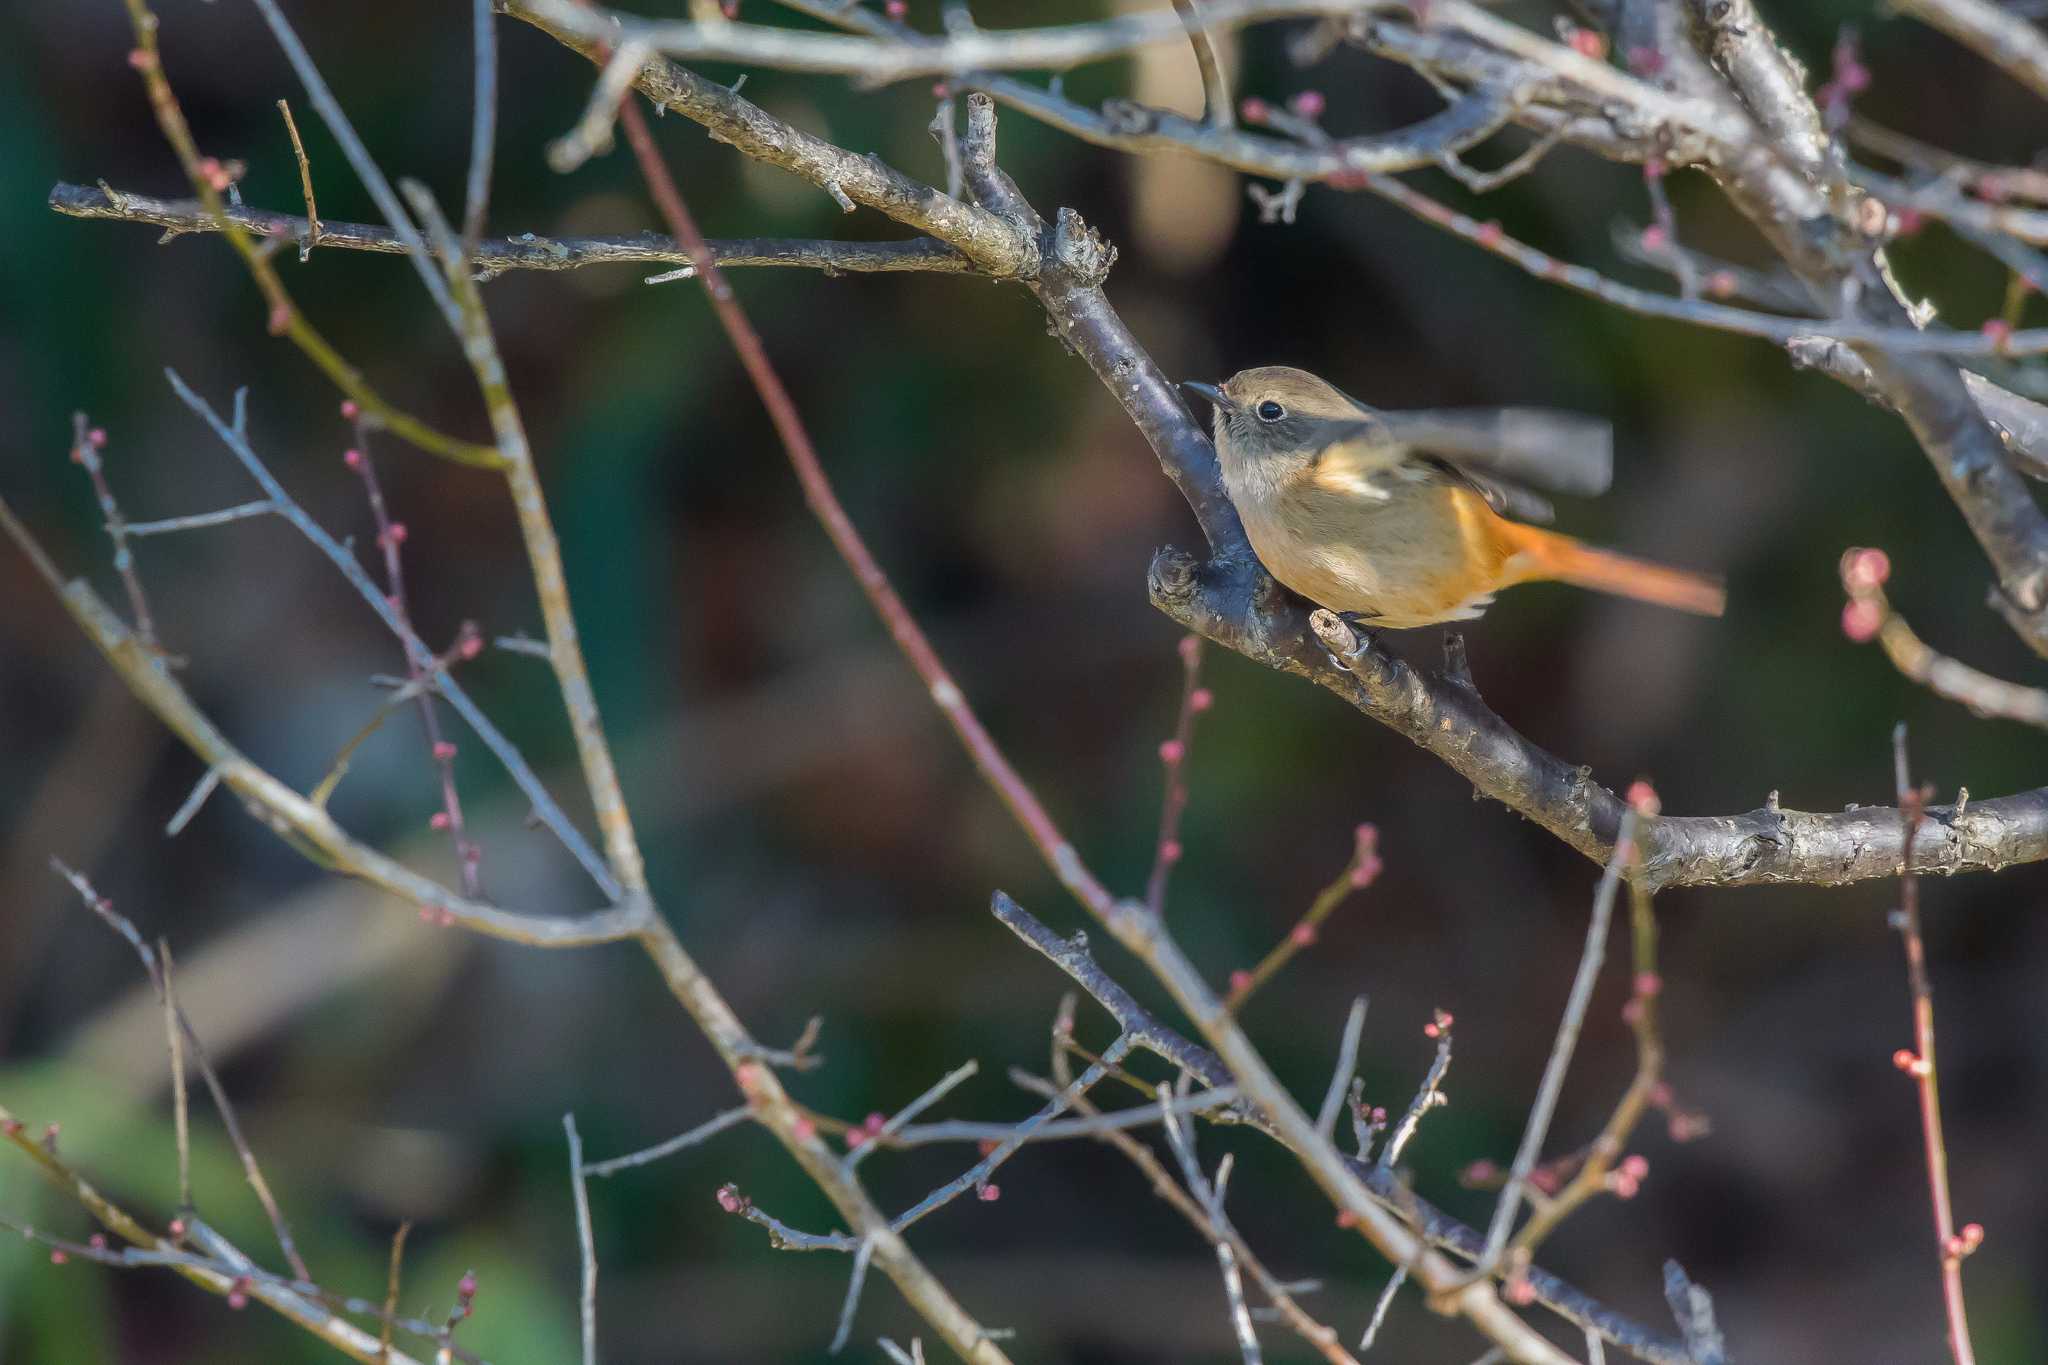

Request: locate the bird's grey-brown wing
(1290, 414), (1560, 524)
(1374, 407), (1613, 498)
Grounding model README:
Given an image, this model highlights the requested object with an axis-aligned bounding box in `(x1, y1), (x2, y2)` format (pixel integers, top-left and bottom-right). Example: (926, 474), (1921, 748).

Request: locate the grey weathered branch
(50, 182), (978, 276)
(992, 895), (1700, 1365)
(518, 0), (1377, 82)
(500, 0), (1040, 278)
(1894, 0), (2048, 101)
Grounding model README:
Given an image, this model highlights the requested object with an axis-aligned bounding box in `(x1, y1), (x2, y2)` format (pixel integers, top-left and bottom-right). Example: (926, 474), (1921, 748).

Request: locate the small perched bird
(1182, 366), (1725, 629)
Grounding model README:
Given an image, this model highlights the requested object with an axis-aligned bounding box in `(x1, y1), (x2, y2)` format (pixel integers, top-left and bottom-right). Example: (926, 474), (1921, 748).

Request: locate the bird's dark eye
(1256, 400), (1286, 422)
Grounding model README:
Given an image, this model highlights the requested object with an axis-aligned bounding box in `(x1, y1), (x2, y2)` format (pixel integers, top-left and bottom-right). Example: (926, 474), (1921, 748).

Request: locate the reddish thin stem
(1224, 823), (1380, 1013)
(1892, 725), (1977, 1365)
(69, 413), (158, 649)
(346, 420), (482, 897)
(1144, 635), (1206, 915)
(613, 94), (1115, 920)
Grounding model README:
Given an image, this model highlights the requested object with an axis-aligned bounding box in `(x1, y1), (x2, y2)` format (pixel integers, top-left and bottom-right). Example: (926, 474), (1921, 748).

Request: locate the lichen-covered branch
(50, 182), (978, 276)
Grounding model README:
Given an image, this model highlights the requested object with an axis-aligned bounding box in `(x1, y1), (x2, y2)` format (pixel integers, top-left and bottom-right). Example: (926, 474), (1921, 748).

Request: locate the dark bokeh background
(4, 2), (2046, 1361)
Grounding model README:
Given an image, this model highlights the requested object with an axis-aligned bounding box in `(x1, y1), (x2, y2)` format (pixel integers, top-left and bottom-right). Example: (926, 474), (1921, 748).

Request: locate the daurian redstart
(1183, 366), (1725, 628)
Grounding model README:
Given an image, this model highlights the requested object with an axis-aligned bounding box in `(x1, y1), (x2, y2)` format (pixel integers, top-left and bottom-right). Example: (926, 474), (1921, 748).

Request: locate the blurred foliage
(3, 1), (2047, 1362)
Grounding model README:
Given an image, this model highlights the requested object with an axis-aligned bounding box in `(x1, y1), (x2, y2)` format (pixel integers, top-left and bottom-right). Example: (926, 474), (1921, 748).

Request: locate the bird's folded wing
(1375, 407), (1614, 498)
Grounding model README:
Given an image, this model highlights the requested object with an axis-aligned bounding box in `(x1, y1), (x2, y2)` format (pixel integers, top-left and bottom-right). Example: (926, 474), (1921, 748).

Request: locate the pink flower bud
(1634, 971), (1663, 998)
(169, 1218), (187, 1238)
(1188, 687), (1214, 713)
(459, 1271), (479, 1300)
(1626, 781), (1661, 816)
(1158, 739), (1185, 764)
(1288, 90), (1326, 120)
(883, 0), (906, 16)
(1626, 45), (1664, 75)
(865, 1112), (887, 1134)
(1461, 1159), (1500, 1186)
(340, 399), (361, 420)
(87, 428), (108, 449)
(1177, 633), (1201, 668)
(127, 48), (155, 70)
(715, 1182), (747, 1214)
(385, 522), (409, 546)
(430, 812), (451, 831)
(1334, 1209), (1357, 1228)
(343, 448), (363, 470)
(268, 304), (292, 335)
(89, 1234), (107, 1250)
(433, 740), (457, 761)
(1505, 1274), (1536, 1305)
(1159, 839), (1183, 864)
(1982, 318), (2013, 349)
(1639, 224), (1669, 253)
(1238, 97), (1270, 125)
(1893, 208), (1925, 237)
(1476, 220), (1503, 247)
(49, 1249), (67, 1265)
(791, 1115), (817, 1142)
(1621, 1153), (1650, 1180)
(1228, 969), (1253, 995)
(1842, 598), (1883, 643)
(1567, 28), (1608, 60)
(977, 1184), (1000, 1202)
(1289, 922), (1317, 947)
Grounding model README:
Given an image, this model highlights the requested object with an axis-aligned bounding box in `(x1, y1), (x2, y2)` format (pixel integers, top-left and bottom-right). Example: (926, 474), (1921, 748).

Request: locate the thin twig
(1171, 0), (1232, 130)
(114, 0), (497, 466)
(51, 860), (313, 1284)
(1146, 635), (1207, 915)
(1840, 549), (2048, 729)
(276, 99), (320, 260)
(381, 1221), (411, 1363)
(68, 414), (157, 649)
(1472, 809), (1640, 1279)
(52, 182), (979, 275)
(847, 1061), (979, 1170)
(465, 0), (497, 253)
(1226, 825), (1378, 1011)
(582, 1105), (753, 1177)
(564, 1114), (598, 1365)
(829, 1236), (877, 1354)
(160, 938), (191, 1212)
(1316, 997), (1368, 1144)
(1891, 726), (1980, 1365)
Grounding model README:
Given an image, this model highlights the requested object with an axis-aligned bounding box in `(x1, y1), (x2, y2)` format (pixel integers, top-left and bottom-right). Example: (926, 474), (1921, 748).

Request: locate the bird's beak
(1180, 380), (1236, 414)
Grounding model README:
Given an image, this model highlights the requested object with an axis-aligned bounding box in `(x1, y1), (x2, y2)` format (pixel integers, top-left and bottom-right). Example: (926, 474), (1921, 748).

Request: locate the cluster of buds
(1423, 1008), (1454, 1040)
(1839, 546), (1893, 643)
(843, 1110), (889, 1151)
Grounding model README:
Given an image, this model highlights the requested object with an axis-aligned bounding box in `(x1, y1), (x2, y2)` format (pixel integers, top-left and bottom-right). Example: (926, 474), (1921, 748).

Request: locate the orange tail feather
(1503, 525), (1725, 618)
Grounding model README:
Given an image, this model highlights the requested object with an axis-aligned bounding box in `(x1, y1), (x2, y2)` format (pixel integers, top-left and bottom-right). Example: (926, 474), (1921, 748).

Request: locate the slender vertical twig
(276, 98), (320, 260)
(160, 938), (191, 1213)
(68, 414), (157, 649)
(464, 0), (498, 253)
(564, 1114), (598, 1365)
(1891, 724), (1981, 1365)
(1170, 0), (1233, 130)
(1472, 810), (1639, 1278)
(1146, 635), (1208, 915)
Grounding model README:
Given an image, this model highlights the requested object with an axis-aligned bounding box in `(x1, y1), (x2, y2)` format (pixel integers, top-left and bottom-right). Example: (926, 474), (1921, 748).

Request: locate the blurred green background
(3, 1), (2046, 1361)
